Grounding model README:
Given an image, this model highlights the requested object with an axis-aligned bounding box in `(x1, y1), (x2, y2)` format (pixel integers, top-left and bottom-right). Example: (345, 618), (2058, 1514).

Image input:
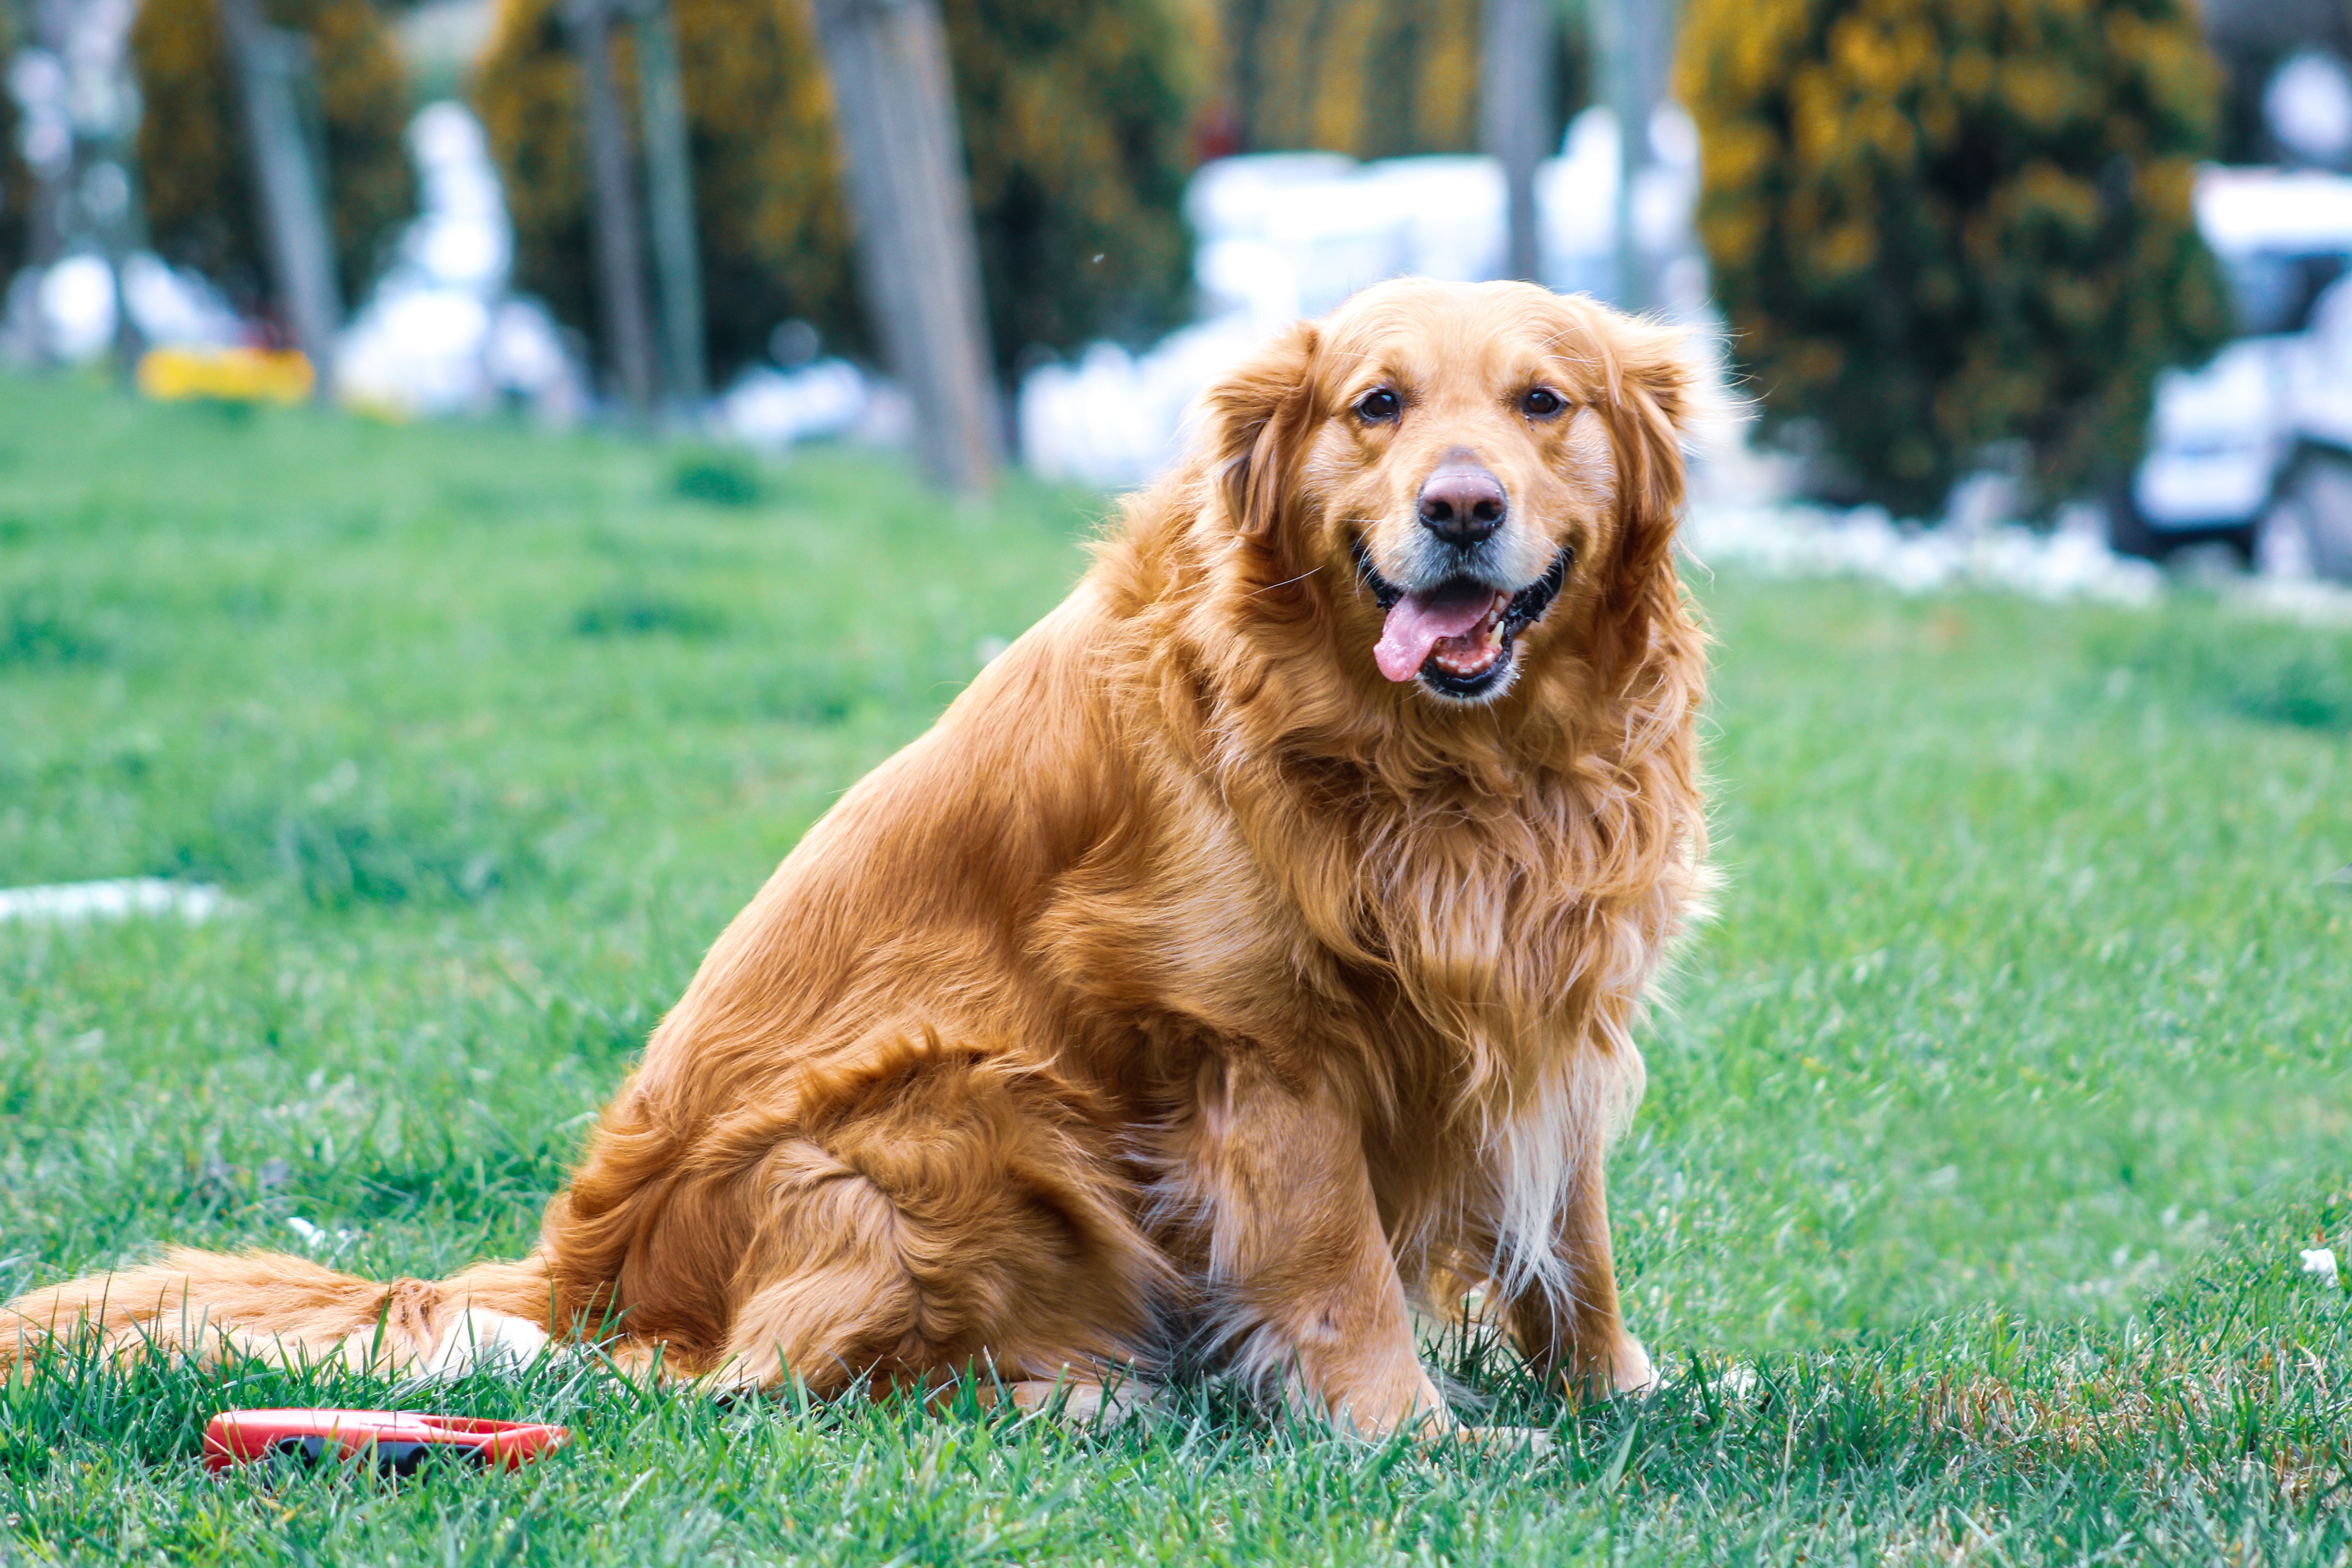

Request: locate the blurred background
(3, 0), (2350, 581)
(4, 16), (2348, 1549)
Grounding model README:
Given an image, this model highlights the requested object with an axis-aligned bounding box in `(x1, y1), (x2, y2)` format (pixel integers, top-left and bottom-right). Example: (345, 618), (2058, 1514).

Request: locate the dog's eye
(1520, 387), (1565, 418)
(1355, 388), (1401, 423)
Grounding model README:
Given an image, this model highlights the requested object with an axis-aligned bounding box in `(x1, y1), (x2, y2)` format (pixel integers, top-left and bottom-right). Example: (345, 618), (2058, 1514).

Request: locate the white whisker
(1245, 565), (1324, 598)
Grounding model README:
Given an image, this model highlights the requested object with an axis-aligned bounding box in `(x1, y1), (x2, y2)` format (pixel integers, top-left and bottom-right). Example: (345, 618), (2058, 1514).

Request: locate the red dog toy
(203, 1408), (570, 1477)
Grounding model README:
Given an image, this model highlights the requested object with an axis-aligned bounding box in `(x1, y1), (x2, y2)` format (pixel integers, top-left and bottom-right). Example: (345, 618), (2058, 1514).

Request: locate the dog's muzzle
(1354, 540), (1573, 700)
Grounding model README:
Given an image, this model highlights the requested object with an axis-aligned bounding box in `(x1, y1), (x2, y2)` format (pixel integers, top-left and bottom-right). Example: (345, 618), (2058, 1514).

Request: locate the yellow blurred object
(137, 345), (315, 405)
(1678, 0), (2230, 516)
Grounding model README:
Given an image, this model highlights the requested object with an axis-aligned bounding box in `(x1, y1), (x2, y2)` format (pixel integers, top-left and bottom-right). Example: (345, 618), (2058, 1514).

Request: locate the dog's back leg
(699, 1044), (1172, 1399)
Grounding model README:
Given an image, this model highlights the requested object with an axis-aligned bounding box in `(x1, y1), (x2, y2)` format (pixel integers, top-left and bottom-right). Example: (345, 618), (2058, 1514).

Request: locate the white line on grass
(0, 878), (232, 924)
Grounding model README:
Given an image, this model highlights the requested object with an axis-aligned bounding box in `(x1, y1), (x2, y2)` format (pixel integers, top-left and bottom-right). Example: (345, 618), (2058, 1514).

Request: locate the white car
(2120, 167), (2352, 578)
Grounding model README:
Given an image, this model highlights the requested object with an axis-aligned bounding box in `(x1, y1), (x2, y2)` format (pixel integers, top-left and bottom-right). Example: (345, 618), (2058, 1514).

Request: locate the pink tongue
(1374, 588), (1495, 682)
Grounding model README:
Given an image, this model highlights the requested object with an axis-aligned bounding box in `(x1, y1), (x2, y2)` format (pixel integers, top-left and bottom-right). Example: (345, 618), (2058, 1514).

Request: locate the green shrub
(943, 0), (1200, 374)
(130, 0), (418, 315)
(472, 0), (1198, 383)
(474, 0), (862, 383)
(1678, 0), (2233, 516)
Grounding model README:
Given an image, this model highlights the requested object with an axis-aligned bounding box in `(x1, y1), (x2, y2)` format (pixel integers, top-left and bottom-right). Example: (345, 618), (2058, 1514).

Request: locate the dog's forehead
(1319, 288), (1581, 393)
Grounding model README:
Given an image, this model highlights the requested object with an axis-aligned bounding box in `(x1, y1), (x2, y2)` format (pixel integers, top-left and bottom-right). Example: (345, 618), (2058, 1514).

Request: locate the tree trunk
(1588, 0), (1676, 312)
(1480, 0), (1550, 285)
(217, 0), (343, 394)
(631, 0), (707, 412)
(565, 0), (658, 421)
(808, 0), (1001, 495)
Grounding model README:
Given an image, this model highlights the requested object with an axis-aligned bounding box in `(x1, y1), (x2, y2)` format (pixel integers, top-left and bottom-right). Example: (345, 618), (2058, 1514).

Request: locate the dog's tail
(0, 1248), (564, 1376)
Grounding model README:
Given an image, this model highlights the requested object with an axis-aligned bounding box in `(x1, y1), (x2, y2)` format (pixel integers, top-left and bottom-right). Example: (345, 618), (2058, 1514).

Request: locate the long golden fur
(3, 280), (1710, 1436)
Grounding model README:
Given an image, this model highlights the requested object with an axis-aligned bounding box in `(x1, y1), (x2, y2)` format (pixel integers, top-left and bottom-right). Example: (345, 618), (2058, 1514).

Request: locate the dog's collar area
(1352, 538), (1575, 700)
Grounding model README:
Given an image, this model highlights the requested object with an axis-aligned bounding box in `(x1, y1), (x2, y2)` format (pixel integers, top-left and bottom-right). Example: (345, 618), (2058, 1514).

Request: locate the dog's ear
(1590, 315), (1709, 600)
(1203, 321), (1320, 541)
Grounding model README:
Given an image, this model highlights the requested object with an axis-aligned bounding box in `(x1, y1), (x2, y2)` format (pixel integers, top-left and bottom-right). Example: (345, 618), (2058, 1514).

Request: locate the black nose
(1417, 464), (1507, 546)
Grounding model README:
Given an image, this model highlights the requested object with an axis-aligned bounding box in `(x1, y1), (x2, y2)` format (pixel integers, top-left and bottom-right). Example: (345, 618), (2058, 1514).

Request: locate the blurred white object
(1185, 107), (1700, 325)
(1019, 314), (1265, 487)
(2137, 342), (2278, 524)
(31, 252), (116, 361)
(4, 249), (242, 363)
(1186, 153), (1357, 248)
(54, 0), (138, 139)
(2266, 51), (2352, 169)
(2195, 166), (2352, 265)
(422, 1307), (553, 1377)
(402, 100), (512, 291)
(285, 1215), (351, 1250)
(8, 48), (72, 177)
(2123, 166), (2352, 580)
(339, 283), (493, 412)
(481, 298), (578, 416)
(1543, 105), (1703, 301)
(8, 8), (230, 364)
(719, 358), (870, 449)
(2302, 1247), (2340, 1286)
(0, 878), (229, 923)
(0, 1), (145, 364)
(335, 101), (583, 421)
(1683, 502), (2166, 606)
(122, 254), (243, 347)
(1022, 108), (1708, 488)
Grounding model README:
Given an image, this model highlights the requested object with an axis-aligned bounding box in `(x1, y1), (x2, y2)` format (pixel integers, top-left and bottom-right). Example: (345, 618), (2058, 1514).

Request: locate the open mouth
(1352, 539), (1573, 700)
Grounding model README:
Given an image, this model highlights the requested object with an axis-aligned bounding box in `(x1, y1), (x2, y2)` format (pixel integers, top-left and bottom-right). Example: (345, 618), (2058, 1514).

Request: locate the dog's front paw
(1608, 1333), (1657, 1396)
(1556, 1333), (1656, 1404)
(1298, 1361), (1453, 1441)
(1004, 1375), (1156, 1427)
(1433, 1424), (1554, 1456)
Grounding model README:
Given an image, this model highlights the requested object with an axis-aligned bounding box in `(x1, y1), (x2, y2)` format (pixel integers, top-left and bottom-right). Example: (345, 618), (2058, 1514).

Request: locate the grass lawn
(0, 372), (2346, 1564)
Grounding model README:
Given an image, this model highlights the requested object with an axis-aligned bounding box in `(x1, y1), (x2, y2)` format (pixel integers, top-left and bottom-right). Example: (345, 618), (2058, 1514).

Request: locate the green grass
(0, 374), (2345, 1564)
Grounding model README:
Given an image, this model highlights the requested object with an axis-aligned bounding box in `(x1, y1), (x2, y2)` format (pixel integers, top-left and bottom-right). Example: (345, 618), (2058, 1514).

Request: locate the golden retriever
(3, 279), (1709, 1438)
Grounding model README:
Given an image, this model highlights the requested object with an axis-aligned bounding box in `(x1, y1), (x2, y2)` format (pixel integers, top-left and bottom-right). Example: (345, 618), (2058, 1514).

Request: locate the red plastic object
(203, 1408), (570, 1477)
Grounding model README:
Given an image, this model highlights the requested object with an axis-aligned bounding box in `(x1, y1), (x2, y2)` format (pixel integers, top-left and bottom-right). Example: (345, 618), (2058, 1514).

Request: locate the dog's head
(1199, 279), (1702, 708)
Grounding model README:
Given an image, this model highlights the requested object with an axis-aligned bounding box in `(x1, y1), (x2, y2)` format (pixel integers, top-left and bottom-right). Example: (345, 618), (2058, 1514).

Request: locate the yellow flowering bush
(941, 0), (1199, 376)
(130, 0), (416, 315)
(1205, 0), (1590, 162)
(1679, 0), (2232, 514)
(1215, 0), (1482, 158)
(473, 0), (858, 382)
(472, 0), (1198, 382)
